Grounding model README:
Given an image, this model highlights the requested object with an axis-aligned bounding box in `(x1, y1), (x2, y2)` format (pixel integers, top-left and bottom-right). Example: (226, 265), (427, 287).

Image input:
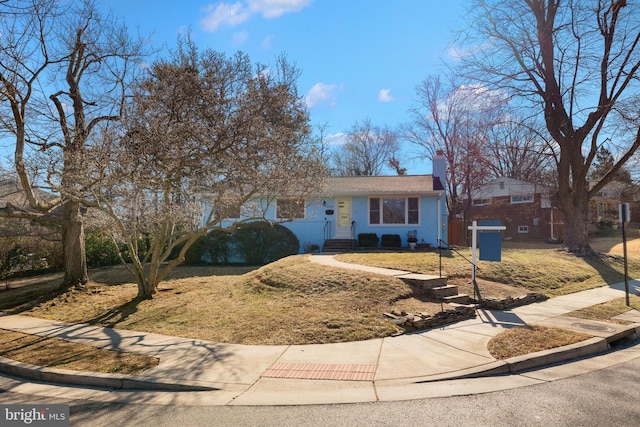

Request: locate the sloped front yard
(6, 256), (446, 345)
(2, 235), (638, 348)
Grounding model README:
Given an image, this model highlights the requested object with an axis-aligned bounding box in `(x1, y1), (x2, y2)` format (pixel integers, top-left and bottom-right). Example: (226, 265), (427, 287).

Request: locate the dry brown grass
(336, 234), (640, 298)
(0, 234), (636, 372)
(0, 329), (158, 374)
(487, 325), (592, 360)
(567, 295), (640, 325)
(9, 256), (445, 345)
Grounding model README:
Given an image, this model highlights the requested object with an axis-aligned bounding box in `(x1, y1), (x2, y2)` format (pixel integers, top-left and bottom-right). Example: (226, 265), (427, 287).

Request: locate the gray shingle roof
(327, 175), (441, 196)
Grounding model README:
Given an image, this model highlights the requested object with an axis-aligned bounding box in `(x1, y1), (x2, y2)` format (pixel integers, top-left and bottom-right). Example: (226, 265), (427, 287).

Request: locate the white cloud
(325, 132), (347, 146)
(248, 0), (312, 18)
(447, 39), (495, 61)
(378, 89), (394, 103)
(304, 82), (339, 109)
(232, 31), (249, 45)
(201, 2), (251, 31)
(201, 0), (311, 31)
(261, 34), (275, 50)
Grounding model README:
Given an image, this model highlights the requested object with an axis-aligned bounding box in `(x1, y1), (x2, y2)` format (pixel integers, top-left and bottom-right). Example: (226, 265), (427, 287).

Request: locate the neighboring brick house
(590, 180), (640, 225)
(465, 177), (563, 241)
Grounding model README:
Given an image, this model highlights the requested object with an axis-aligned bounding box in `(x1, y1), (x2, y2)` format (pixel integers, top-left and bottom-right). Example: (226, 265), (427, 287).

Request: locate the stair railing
(437, 238), (482, 302)
(324, 220), (332, 241)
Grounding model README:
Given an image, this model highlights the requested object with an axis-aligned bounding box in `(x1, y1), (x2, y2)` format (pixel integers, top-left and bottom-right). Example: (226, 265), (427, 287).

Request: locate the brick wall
(467, 194), (564, 241)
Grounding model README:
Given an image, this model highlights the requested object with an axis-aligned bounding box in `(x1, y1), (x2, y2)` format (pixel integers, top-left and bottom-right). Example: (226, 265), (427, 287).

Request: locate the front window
(369, 198), (381, 224)
(369, 197), (419, 225)
(472, 198), (491, 206)
(211, 199), (241, 220)
(511, 195), (534, 204)
(277, 199), (305, 219)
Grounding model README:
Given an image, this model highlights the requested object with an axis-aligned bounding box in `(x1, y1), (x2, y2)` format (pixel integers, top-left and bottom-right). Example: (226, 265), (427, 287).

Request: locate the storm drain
(262, 363), (376, 381)
(571, 322), (616, 333)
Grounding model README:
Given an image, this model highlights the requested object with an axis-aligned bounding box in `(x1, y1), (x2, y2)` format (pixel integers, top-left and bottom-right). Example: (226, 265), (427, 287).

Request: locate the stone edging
(480, 293), (548, 310)
(384, 305), (476, 331)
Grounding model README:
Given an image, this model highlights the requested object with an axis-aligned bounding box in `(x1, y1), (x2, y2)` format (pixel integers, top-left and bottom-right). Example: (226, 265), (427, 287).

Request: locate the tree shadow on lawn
(0, 281), (68, 314)
(582, 253), (627, 285)
(87, 264), (259, 286)
(87, 298), (142, 329)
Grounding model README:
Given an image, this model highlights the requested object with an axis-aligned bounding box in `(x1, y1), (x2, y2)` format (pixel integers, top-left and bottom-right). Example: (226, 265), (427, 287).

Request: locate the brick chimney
(432, 150), (447, 190)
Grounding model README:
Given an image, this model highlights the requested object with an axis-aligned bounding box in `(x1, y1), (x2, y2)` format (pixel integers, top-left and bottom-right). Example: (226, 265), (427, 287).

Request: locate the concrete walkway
(0, 254), (638, 406)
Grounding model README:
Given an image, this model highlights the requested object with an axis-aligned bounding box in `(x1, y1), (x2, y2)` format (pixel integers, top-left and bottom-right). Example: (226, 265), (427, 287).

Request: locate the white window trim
(518, 225), (529, 233)
(472, 198), (491, 206)
(368, 196), (420, 226)
(511, 195), (534, 204)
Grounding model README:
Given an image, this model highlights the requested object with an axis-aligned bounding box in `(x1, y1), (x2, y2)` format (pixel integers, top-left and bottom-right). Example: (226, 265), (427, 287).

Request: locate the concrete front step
(442, 294), (471, 304)
(322, 239), (355, 253)
(400, 276), (448, 290)
(426, 285), (460, 299)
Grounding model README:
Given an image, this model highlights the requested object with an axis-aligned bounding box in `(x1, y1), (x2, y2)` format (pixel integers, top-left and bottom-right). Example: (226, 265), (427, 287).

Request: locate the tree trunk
(557, 178), (593, 256)
(61, 201), (89, 289)
(136, 276), (156, 300)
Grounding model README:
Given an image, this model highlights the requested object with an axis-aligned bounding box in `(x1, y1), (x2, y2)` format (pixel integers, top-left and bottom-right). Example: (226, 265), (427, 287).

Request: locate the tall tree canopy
(332, 119), (400, 176)
(458, 0), (640, 254)
(93, 39), (326, 299)
(406, 75), (507, 219)
(485, 118), (555, 183)
(0, 0), (148, 288)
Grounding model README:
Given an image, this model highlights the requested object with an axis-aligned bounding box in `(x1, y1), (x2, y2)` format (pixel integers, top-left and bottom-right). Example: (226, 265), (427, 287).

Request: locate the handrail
(350, 220), (355, 240)
(324, 220), (332, 241)
(437, 238), (482, 302)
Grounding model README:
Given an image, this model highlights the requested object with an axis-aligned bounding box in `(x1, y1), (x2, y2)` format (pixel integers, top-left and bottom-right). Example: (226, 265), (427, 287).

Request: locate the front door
(335, 198), (352, 239)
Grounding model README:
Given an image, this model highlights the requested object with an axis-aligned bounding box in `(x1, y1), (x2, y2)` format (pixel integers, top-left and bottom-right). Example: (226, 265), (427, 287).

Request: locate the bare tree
(406, 75), (507, 219)
(485, 118), (555, 183)
(0, 0), (148, 288)
(92, 39), (326, 299)
(457, 0), (640, 254)
(332, 119), (400, 176)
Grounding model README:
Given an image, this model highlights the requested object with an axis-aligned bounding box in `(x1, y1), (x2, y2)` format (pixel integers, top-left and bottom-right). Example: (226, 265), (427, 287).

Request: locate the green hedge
(234, 222), (299, 265)
(183, 222), (299, 266)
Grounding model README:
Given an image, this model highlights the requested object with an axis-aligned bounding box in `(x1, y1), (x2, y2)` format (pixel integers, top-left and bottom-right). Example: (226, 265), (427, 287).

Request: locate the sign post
(619, 203), (631, 306)
(468, 220), (506, 301)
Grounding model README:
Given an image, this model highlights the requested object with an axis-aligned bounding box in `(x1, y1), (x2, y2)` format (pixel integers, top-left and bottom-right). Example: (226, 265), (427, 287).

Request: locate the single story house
(202, 152), (448, 252)
(464, 177), (563, 241)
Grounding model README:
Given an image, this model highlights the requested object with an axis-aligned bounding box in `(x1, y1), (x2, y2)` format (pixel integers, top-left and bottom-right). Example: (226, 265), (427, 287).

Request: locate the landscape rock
(481, 292), (548, 310)
(389, 305), (477, 333)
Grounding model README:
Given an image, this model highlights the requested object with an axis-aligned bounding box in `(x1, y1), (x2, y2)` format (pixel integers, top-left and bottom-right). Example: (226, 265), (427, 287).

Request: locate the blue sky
(105, 0), (468, 174)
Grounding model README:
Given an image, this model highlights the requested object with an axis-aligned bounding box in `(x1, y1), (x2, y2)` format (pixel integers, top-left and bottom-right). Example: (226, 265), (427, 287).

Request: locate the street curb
(0, 326), (636, 392)
(0, 335), (631, 391)
(415, 336), (613, 383)
(0, 356), (218, 391)
(504, 337), (609, 373)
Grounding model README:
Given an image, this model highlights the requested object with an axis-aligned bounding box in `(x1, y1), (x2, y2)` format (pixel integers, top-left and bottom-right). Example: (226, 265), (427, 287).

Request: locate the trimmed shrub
(358, 233), (378, 248)
(184, 229), (234, 265)
(85, 231), (121, 267)
(233, 222), (299, 265)
(381, 234), (401, 248)
(0, 235), (62, 278)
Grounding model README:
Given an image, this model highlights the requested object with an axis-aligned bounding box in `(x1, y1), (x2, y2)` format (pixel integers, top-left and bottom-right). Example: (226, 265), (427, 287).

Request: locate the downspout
(437, 195), (442, 245)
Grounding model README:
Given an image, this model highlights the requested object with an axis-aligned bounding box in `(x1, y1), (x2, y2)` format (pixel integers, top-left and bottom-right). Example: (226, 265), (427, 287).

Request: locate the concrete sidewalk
(0, 254), (638, 406)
